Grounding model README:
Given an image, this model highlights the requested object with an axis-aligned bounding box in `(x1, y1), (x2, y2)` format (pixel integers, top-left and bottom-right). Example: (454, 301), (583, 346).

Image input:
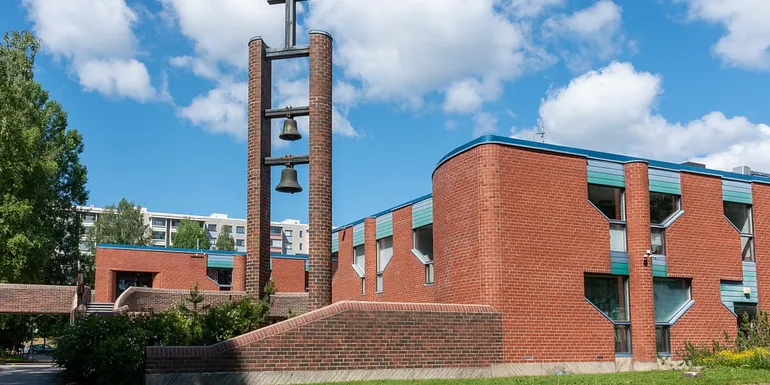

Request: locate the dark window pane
(414, 224), (433, 260)
(614, 325), (631, 354)
(656, 325), (670, 354)
(650, 192), (680, 224)
(724, 202), (752, 234)
(588, 185), (624, 220)
(742, 236), (755, 262)
(735, 303), (758, 330)
(585, 275), (628, 322)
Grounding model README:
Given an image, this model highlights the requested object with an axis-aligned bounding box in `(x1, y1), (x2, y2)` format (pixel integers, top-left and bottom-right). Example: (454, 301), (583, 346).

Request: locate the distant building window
(222, 225), (232, 234)
(152, 218), (166, 227)
(412, 224), (433, 284)
(171, 219), (180, 229)
(724, 202), (755, 262)
(285, 229), (293, 237)
(236, 239), (244, 247)
(236, 226), (245, 234)
(207, 224), (217, 232)
(584, 274), (631, 354)
(83, 213), (96, 222)
(271, 239), (282, 248)
(299, 230), (303, 237)
(299, 243), (303, 251)
(270, 227), (281, 235)
(152, 231), (165, 240)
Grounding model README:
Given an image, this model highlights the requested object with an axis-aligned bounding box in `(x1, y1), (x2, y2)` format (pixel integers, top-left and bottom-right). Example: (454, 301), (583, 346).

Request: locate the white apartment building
(77, 205), (308, 255)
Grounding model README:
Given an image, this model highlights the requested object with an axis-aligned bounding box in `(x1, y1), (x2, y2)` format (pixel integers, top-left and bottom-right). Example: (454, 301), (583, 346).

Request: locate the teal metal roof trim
(98, 244), (246, 255)
(434, 135), (770, 185)
(332, 193), (432, 234)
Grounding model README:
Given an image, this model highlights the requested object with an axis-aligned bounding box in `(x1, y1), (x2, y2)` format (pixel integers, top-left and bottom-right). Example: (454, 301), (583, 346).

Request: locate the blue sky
(3, 0), (770, 226)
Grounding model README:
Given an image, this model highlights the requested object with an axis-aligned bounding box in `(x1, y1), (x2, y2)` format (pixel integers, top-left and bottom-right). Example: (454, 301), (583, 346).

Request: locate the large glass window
(724, 202), (755, 262)
(653, 278), (692, 322)
(650, 192), (681, 224)
(585, 275), (631, 354)
(354, 245), (365, 272)
(376, 236), (393, 293)
(588, 185), (625, 220)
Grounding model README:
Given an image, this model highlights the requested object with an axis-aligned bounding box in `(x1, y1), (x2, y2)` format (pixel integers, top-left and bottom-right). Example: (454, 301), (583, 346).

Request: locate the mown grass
(312, 368), (770, 385)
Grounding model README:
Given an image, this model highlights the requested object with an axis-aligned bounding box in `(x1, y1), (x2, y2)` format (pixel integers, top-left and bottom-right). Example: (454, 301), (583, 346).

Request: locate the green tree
(215, 225), (235, 251)
(0, 30), (88, 284)
(171, 219), (210, 249)
(86, 198), (152, 281)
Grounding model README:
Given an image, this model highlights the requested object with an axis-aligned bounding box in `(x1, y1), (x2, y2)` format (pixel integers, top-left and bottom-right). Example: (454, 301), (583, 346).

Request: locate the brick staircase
(85, 302), (114, 315)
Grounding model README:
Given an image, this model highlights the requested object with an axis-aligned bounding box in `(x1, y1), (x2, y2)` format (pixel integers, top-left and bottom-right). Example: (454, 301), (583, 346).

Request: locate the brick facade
(752, 183), (770, 310)
(270, 257), (307, 293)
(146, 302), (502, 375)
(332, 227), (360, 301)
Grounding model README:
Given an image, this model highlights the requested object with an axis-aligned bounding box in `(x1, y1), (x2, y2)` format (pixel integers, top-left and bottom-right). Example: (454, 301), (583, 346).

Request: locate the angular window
(724, 202), (755, 262)
(413, 225), (434, 284)
(376, 236), (393, 293)
(584, 275), (631, 354)
(589, 184), (627, 253)
(354, 245), (365, 272)
(650, 192), (681, 225)
(651, 227), (666, 255)
(236, 226), (245, 234)
(734, 303), (758, 330)
(654, 278), (692, 355)
(588, 185), (625, 220)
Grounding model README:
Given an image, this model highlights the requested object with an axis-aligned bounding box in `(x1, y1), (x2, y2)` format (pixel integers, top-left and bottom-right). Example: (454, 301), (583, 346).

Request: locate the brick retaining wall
(145, 301), (503, 379)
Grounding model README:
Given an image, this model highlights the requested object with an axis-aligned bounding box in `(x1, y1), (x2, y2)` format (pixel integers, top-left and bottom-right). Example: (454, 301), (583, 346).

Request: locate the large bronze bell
(279, 115), (302, 141)
(276, 165), (302, 194)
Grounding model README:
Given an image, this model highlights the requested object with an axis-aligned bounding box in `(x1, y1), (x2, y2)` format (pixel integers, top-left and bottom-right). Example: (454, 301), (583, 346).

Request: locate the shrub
(55, 282), (275, 385)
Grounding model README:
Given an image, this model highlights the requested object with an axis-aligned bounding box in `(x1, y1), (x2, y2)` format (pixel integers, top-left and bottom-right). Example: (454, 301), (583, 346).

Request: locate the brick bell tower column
(624, 161), (657, 363)
(307, 30), (333, 311)
(246, 36), (272, 298)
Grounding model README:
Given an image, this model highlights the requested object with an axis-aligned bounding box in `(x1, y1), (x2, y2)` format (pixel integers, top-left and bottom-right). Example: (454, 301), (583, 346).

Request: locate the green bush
(55, 283), (274, 385)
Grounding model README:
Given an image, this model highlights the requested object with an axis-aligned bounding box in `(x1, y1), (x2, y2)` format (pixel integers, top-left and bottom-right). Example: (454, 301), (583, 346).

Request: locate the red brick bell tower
(246, 0), (333, 311)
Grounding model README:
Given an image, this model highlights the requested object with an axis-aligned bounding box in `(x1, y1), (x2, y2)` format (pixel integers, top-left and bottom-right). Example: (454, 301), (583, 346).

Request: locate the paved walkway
(0, 364), (62, 385)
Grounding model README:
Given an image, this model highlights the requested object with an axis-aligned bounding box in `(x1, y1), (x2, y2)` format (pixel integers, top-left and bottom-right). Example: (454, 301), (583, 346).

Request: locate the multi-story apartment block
(77, 206), (307, 255)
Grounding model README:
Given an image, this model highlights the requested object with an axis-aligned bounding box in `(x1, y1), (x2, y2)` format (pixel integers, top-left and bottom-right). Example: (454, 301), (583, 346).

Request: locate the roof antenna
(533, 119), (546, 143)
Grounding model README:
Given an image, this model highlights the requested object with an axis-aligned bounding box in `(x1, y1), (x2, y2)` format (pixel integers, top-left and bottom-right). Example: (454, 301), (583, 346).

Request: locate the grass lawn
(314, 369), (770, 385)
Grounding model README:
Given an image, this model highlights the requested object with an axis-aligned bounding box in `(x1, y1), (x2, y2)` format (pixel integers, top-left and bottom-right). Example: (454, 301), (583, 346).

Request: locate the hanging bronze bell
(276, 165), (302, 194)
(279, 115), (302, 141)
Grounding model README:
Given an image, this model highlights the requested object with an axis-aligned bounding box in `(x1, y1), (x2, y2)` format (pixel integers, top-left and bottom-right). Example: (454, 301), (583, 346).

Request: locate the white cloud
(333, 81), (360, 107)
(512, 61), (770, 171)
(160, 0), (286, 69)
(178, 81), (248, 140)
(306, 0), (528, 109)
(22, 0), (162, 101)
(542, 0), (625, 71)
(501, 0), (564, 18)
(473, 112), (498, 137)
(443, 78), (502, 114)
(683, 0), (770, 70)
(169, 55), (220, 80)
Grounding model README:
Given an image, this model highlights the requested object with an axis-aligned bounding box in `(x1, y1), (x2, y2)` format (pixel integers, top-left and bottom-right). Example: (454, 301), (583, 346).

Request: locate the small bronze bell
(276, 165), (302, 194)
(279, 114), (302, 141)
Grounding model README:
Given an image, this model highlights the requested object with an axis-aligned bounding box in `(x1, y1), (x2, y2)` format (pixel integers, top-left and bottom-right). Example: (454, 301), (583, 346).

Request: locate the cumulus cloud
(22, 0), (163, 101)
(682, 0), (770, 70)
(512, 61), (770, 171)
(501, 0), (564, 18)
(542, 0), (626, 72)
(473, 112), (498, 137)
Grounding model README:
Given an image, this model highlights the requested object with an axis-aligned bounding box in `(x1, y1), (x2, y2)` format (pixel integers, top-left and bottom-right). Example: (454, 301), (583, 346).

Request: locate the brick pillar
(478, 145), (503, 310)
(625, 161), (656, 362)
(246, 37), (272, 298)
(364, 217), (377, 297)
(307, 30), (333, 311)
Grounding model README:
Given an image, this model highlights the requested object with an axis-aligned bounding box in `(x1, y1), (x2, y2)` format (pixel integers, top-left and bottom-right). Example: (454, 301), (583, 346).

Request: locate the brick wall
(375, 205), (435, 302)
(95, 247), (226, 302)
(0, 284), (76, 314)
(146, 302), (502, 375)
(434, 144), (616, 364)
(667, 172), (744, 355)
(332, 227), (361, 301)
(271, 258), (307, 293)
(752, 183), (770, 310)
(114, 287), (307, 318)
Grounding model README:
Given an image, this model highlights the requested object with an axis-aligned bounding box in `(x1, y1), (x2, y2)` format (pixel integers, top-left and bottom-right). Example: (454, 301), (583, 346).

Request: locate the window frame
(724, 202), (755, 262)
(236, 239), (244, 247)
(412, 224), (434, 285)
(584, 274), (632, 355)
(376, 236), (394, 293)
(651, 226), (666, 256)
(236, 226), (245, 234)
(656, 325), (671, 355)
(587, 184), (628, 253)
